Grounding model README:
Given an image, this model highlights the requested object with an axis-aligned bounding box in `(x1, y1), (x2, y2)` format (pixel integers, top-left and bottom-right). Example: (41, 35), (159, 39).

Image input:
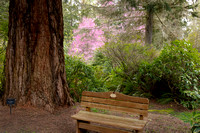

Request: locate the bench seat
(72, 110), (147, 131)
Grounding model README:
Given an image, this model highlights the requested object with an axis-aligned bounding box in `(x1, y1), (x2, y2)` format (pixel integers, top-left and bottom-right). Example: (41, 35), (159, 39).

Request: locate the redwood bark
(4, 0), (73, 112)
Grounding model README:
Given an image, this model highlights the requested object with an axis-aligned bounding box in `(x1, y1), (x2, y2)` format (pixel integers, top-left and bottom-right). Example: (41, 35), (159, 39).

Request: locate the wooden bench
(71, 91), (149, 133)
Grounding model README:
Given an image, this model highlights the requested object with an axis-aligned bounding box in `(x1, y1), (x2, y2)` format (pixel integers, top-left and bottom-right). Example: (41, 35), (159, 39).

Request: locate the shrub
(92, 51), (136, 93)
(177, 111), (200, 133)
(103, 41), (158, 95)
(92, 51), (113, 90)
(65, 55), (94, 101)
(0, 47), (5, 98)
(65, 55), (107, 102)
(104, 42), (158, 76)
(136, 40), (200, 109)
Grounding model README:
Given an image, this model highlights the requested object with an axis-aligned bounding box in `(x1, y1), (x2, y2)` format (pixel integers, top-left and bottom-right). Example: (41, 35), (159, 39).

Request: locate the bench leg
(76, 120), (89, 133)
(136, 130), (143, 133)
(76, 121), (82, 133)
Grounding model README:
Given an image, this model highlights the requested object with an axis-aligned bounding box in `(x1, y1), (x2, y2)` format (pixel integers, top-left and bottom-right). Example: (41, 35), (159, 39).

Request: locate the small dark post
(10, 105), (12, 114)
(6, 98), (16, 115)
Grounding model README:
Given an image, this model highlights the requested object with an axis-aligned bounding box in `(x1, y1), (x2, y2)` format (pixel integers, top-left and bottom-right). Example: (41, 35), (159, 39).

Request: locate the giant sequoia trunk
(3, 0), (73, 112)
(145, 9), (153, 45)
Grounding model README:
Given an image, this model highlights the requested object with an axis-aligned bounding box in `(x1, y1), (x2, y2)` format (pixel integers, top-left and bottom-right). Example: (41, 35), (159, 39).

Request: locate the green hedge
(136, 40), (200, 109)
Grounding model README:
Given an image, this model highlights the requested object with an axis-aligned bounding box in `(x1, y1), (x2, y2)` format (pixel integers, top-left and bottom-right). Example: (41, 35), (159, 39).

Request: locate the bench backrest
(81, 91), (149, 119)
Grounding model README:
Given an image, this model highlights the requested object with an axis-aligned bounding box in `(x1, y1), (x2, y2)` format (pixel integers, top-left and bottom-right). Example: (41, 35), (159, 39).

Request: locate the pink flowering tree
(68, 17), (105, 61)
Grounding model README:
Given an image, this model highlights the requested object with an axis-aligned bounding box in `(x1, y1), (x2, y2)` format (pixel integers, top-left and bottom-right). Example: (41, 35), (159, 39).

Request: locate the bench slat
(72, 111), (147, 131)
(82, 96), (148, 110)
(82, 91), (149, 104)
(81, 102), (148, 117)
(79, 122), (133, 133)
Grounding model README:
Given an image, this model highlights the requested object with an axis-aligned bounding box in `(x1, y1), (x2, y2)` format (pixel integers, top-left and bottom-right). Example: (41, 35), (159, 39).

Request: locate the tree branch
(155, 12), (178, 39)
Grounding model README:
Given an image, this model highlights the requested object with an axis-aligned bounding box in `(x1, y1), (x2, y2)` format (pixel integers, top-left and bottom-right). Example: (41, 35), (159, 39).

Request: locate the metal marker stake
(6, 98), (15, 115)
(10, 105), (12, 115)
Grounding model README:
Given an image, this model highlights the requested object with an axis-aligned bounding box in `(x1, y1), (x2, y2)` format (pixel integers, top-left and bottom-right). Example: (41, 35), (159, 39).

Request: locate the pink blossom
(68, 17), (105, 61)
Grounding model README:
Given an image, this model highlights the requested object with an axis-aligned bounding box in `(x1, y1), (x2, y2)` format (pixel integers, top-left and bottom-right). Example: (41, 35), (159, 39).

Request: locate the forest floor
(0, 100), (195, 133)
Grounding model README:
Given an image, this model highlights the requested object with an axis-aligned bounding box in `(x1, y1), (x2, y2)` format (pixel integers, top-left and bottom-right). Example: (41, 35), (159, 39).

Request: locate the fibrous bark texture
(4, 0), (73, 112)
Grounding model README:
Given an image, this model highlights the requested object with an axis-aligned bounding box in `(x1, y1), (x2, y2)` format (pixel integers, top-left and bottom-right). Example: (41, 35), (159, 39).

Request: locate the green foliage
(65, 55), (93, 101)
(65, 55), (108, 102)
(156, 93), (174, 104)
(92, 51), (133, 93)
(63, 1), (80, 42)
(92, 51), (111, 67)
(62, 0), (94, 44)
(176, 111), (200, 133)
(0, 49), (5, 98)
(0, 0), (8, 98)
(103, 41), (159, 96)
(136, 40), (200, 109)
(92, 51), (116, 91)
(104, 41), (158, 76)
(101, 67), (124, 92)
(0, 0), (9, 41)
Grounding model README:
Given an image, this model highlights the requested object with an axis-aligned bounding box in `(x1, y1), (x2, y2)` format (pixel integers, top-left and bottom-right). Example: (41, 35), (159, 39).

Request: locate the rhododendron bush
(68, 17), (105, 61)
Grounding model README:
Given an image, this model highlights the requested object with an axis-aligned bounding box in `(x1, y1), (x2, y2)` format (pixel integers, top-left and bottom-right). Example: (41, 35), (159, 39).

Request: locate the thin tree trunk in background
(145, 9), (153, 45)
(4, 0), (73, 112)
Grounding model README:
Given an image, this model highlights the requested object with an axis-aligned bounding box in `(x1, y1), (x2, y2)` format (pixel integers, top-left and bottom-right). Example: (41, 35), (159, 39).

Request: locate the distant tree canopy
(98, 0), (199, 46)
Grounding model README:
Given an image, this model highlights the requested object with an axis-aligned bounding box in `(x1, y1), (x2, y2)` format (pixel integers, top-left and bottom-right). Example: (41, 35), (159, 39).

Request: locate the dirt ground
(0, 100), (191, 133)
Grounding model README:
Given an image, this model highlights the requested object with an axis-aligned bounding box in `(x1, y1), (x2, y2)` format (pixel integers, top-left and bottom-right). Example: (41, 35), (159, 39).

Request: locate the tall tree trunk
(145, 9), (153, 45)
(3, 0), (73, 112)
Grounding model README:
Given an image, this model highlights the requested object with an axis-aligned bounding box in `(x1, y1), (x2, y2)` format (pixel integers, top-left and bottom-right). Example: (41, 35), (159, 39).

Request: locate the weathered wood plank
(81, 102), (148, 117)
(82, 96), (148, 110)
(82, 91), (149, 104)
(71, 111), (147, 130)
(79, 111), (147, 125)
(79, 122), (132, 133)
(76, 121), (81, 133)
